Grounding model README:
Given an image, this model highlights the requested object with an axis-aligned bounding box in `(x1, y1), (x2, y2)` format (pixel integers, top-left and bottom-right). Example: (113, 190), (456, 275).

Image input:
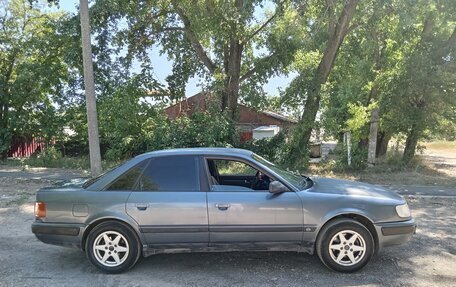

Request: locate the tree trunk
(222, 38), (243, 120)
(221, 1), (244, 120)
(288, 0), (359, 167)
(367, 107), (379, 166)
(403, 123), (421, 164)
(376, 131), (390, 158)
(80, 0), (102, 176)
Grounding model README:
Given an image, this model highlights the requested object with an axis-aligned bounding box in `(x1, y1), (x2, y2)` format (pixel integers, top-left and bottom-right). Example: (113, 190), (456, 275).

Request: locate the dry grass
(307, 141), (455, 187)
(423, 141), (456, 152)
(309, 155), (456, 187)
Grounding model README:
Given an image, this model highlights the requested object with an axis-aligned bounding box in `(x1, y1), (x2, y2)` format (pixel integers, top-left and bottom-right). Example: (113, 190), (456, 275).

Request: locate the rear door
(126, 155), (208, 247)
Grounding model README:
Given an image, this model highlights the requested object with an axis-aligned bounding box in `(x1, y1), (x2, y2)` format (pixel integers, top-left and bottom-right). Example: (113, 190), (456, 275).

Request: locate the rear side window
(106, 160), (148, 191)
(138, 156), (199, 191)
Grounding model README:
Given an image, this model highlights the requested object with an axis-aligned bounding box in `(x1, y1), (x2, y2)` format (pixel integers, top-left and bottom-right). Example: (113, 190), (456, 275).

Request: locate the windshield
(252, 154), (310, 190)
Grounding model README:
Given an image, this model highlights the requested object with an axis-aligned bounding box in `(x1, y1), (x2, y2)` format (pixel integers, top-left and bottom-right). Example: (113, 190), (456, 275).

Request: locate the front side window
(216, 160), (257, 176)
(207, 158), (271, 191)
(138, 156), (199, 191)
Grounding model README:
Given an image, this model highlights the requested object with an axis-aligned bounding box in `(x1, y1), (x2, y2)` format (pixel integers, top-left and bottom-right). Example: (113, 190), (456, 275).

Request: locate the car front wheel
(316, 218), (374, 273)
(86, 221), (141, 273)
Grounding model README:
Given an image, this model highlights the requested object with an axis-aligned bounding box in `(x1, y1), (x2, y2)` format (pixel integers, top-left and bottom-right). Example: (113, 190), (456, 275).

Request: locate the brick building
(164, 92), (296, 141)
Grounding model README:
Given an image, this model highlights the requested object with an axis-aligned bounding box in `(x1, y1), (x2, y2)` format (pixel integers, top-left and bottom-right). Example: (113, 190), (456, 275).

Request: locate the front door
(126, 155), (208, 246)
(205, 158), (303, 245)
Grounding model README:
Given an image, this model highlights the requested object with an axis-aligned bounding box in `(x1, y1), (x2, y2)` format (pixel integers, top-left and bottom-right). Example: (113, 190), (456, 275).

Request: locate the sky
(58, 0), (294, 97)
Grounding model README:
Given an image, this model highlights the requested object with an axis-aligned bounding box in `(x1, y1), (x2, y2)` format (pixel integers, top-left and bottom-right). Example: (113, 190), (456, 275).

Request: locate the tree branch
(441, 26), (456, 54)
(346, 22), (359, 35)
(157, 26), (185, 32)
(244, 13), (276, 43)
(240, 52), (277, 82)
(326, 0), (336, 37)
(243, 1), (285, 44)
(172, 4), (218, 74)
(422, 16), (435, 39)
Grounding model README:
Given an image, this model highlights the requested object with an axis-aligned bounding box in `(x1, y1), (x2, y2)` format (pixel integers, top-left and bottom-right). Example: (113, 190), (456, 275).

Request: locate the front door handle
(215, 203), (230, 211)
(136, 203), (149, 211)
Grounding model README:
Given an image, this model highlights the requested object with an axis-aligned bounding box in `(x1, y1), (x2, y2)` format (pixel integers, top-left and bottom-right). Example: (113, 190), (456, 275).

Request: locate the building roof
(262, 111), (297, 123)
(164, 92), (296, 125)
(253, 125), (279, 131)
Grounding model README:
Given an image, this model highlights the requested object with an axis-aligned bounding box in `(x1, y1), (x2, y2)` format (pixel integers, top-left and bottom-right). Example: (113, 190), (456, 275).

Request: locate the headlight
(396, 203), (411, 218)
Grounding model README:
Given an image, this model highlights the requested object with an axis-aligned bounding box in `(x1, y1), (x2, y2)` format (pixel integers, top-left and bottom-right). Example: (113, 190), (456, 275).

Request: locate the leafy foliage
(0, 0), (71, 158)
(239, 129), (289, 165)
(88, 0), (304, 118)
(1, 0), (455, 171)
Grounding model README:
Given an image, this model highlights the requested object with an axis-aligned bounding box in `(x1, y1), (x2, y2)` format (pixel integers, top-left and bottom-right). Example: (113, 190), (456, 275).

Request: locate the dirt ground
(422, 142), (456, 178)
(0, 176), (455, 287)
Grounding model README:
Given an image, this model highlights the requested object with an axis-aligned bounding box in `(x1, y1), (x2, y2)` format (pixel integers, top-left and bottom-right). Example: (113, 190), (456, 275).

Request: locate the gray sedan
(32, 148), (416, 273)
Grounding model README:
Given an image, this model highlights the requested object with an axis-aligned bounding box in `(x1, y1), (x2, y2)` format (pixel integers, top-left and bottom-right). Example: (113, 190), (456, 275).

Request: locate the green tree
(321, 0), (406, 164)
(0, 0), (70, 159)
(283, 0), (360, 168)
(89, 0), (303, 120)
(397, 17), (455, 163)
(319, 0), (455, 166)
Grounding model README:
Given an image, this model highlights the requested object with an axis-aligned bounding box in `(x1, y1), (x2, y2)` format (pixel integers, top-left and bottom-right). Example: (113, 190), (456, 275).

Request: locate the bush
(102, 110), (236, 161)
(239, 129), (289, 165)
(334, 143), (367, 171)
(22, 146), (91, 170)
(34, 146), (63, 166)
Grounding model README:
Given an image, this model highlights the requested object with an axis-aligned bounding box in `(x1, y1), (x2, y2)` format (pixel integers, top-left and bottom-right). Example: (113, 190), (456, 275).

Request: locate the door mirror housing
(269, 181), (289, 194)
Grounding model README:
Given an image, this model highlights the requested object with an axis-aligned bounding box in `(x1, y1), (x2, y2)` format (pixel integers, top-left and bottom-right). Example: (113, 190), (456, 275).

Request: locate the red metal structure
(7, 135), (45, 158)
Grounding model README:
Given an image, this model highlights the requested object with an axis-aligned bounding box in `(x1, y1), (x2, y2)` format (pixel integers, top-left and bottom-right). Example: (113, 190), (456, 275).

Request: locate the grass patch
(423, 141), (456, 152)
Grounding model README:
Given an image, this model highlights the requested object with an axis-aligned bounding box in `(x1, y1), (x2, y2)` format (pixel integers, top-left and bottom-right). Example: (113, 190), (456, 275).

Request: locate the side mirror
(269, 181), (289, 194)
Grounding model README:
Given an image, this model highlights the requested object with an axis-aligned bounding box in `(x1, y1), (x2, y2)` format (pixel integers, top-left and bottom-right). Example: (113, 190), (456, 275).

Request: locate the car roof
(138, 147), (254, 158)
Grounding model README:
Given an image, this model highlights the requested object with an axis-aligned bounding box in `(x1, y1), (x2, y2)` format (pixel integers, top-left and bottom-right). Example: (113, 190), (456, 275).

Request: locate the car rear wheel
(86, 221), (141, 273)
(316, 218), (374, 273)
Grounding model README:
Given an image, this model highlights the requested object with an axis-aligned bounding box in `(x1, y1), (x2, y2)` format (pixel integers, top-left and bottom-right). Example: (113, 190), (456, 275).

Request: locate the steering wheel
(250, 170), (270, 190)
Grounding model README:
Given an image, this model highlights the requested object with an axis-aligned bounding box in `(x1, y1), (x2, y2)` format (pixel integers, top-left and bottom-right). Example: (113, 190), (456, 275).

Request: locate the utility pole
(79, 0), (102, 176)
(367, 108), (380, 167)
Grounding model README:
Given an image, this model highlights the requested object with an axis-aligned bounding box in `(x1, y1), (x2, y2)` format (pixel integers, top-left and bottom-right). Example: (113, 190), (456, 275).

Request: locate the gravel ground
(0, 177), (455, 287)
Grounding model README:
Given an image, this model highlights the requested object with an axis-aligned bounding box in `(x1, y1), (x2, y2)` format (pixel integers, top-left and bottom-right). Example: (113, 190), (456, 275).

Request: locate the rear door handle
(215, 203), (230, 211)
(136, 203), (149, 211)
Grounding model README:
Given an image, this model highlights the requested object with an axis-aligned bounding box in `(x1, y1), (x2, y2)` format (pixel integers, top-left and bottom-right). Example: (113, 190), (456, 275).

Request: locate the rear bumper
(375, 218), (416, 249)
(32, 222), (85, 248)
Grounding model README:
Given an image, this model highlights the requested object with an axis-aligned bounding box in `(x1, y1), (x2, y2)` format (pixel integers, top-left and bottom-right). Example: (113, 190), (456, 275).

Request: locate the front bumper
(375, 218), (416, 249)
(32, 222), (85, 248)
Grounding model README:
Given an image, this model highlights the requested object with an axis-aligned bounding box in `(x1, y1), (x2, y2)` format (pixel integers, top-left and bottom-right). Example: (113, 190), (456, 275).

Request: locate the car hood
(308, 177), (404, 201)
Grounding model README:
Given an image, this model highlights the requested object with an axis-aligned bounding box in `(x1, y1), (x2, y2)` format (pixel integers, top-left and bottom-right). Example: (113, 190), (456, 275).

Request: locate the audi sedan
(32, 148), (415, 273)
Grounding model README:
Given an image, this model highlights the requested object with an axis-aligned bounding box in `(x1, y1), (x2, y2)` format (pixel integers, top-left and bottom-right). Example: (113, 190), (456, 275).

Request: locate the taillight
(34, 202), (46, 218)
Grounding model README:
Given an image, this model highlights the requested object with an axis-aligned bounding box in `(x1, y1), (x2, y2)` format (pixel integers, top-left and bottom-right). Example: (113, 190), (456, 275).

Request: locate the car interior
(206, 159), (271, 191)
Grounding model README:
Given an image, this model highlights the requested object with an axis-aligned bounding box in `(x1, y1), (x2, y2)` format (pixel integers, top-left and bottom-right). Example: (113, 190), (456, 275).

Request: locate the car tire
(85, 221), (141, 274)
(316, 218), (374, 273)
